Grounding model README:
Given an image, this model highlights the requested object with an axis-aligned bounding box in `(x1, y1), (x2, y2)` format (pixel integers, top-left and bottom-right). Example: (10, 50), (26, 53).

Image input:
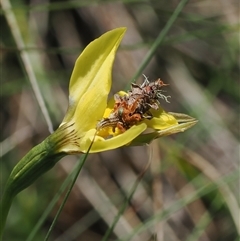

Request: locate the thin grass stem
(1, 0), (53, 133)
(185, 195), (219, 241)
(126, 0), (190, 90)
(44, 132), (97, 241)
(26, 160), (82, 241)
(116, 169), (239, 241)
(101, 158), (151, 241)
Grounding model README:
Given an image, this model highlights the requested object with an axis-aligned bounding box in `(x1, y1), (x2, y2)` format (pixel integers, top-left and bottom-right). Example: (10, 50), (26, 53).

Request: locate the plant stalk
(0, 128), (68, 238)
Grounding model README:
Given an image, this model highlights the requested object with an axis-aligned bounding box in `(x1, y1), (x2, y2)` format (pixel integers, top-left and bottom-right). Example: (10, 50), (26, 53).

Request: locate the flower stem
(0, 129), (67, 238)
(0, 190), (14, 237)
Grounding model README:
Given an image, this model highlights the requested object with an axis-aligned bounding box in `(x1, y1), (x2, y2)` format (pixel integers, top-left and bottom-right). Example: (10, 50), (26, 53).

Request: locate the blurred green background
(1, 0), (239, 240)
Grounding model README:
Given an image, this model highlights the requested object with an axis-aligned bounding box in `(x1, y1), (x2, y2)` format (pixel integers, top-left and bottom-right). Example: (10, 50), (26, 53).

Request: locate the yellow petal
(130, 114), (198, 146)
(62, 28), (126, 131)
(79, 123), (147, 153)
(144, 109), (178, 130)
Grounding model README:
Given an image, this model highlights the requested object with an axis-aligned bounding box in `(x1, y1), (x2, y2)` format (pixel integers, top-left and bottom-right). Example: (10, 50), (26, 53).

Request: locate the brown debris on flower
(97, 78), (171, 133)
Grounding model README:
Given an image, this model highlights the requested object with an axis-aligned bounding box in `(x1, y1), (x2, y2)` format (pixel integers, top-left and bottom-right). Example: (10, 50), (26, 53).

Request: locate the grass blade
(126, 0), (190, 89)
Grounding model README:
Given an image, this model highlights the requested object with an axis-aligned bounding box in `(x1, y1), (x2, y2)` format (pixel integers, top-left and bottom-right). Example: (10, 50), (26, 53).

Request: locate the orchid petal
(130, 115), (198, 145)
(62, 28), (126, 134)
(144, 109), (178, 130)
(79, 123), (147, 153)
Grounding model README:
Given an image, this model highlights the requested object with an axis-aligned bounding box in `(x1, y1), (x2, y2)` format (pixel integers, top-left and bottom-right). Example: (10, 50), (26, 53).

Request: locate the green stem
(0, 190), (14, 237)
(0, 126), (70, 238)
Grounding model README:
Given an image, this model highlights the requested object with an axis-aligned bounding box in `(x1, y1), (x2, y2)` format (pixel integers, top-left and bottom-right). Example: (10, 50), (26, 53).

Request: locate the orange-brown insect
(97, 78), (170, 132)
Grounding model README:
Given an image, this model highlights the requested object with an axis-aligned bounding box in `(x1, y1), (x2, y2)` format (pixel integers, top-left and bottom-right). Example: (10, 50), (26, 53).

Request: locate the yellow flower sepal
(79, 123), (147, 153)
(62, 28), (126, 134)
(130, 112), (198, 146)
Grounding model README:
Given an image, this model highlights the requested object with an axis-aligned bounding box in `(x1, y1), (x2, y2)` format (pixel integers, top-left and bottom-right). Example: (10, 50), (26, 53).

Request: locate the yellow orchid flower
(55, 28), (197, 153)
(0, 28), (197, 237)
(54, 28), (145, 154)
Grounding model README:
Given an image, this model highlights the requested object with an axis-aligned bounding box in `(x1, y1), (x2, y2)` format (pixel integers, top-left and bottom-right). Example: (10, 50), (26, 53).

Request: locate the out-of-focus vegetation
(1, 0), (239, 240)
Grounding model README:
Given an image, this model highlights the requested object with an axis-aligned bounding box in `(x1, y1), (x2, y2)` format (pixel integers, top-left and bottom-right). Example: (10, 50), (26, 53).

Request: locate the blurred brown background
(1, 0), (239, 240)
